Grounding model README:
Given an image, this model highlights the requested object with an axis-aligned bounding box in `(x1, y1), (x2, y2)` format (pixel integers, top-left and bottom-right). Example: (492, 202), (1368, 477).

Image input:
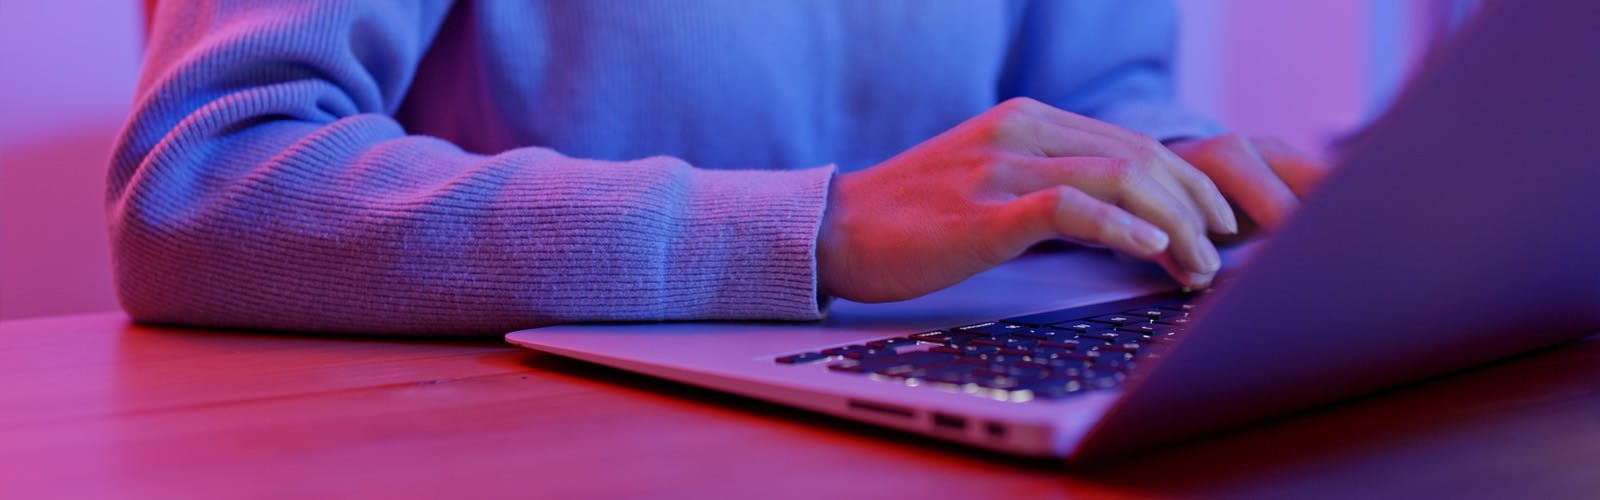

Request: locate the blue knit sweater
(111, 0), (1217, 334)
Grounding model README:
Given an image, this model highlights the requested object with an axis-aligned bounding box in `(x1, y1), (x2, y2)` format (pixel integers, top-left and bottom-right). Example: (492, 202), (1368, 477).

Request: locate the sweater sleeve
(108, 0), (832, 335)
(999, 0), (1223, 141)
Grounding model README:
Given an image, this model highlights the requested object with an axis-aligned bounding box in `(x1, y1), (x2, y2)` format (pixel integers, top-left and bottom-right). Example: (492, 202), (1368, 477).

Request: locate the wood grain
(2, 313), (1595, 499)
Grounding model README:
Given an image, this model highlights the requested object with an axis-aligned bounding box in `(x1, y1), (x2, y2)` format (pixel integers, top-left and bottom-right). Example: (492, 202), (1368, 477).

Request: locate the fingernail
(1186, 272), (1214, 289)
(1219, 206), (1240, 235)
(1199, 244), (1222, 273)
(1132, 225), (1170, 254)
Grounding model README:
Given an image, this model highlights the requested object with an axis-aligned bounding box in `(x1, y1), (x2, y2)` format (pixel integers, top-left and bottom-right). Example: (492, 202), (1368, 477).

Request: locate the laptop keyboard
(773, 291), (1204, 403)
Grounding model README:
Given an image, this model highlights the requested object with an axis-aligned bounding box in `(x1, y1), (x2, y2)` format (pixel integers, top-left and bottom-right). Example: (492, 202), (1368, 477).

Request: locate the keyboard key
(1019, 378), (1086, 399)
(1047, 352), (1097, 362)
(842, 349), (895, 360)
(1091, 355), (1137, 372)
(922, 368), (981, 385)
(775, 352), (828, 364)
(1011, 327), (1073, 340)
(1096, 343), (1143, 354)
(909, 330), (956, 344)
(957, 322), (1030, 337)
(1157, 316), (1193, 326)
(827, 362), (869, 373)
(1124, 308), (1175, 320)
(821, 345), (872, 356)
(1086, 314), (1144, 326)
(1090, 348), (1136, 361)
(1038, 357), (1091, 372)
(1081, 371), (1125, 390)
(872, 364), (921, 379)
(866, 337), (916, 349)
(969, 338), (1007, 348)
(1159, 303), (1197, 313)
(1119, 324), (1176, 336)
(1037, 339), (1102, 351)
(983, 363), (1050, 381)
(1077, 331), (1147, 344)
(958, 344), (1000, 357)
(1054, 321), (1114, 334)
(870, 349), (955, 367)
(838, 350), (957, 374)
(970, 374), (1028, 390)
(1004, 308), (1097, 327)
(1040, 360), (1089, 376)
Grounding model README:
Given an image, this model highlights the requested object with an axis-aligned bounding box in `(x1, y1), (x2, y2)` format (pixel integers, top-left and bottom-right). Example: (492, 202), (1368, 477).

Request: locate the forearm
(111, 0), (833, 335)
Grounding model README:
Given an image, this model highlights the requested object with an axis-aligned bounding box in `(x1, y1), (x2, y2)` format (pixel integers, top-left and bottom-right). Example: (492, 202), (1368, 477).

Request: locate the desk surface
(1, 312), (1596, 498)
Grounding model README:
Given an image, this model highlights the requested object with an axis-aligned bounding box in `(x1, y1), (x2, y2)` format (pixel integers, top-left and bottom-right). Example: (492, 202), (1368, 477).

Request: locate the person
(110, 0), (1324, 335)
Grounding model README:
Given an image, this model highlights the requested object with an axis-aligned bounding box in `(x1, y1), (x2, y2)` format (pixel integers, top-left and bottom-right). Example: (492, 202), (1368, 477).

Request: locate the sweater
(110, 0), (1218, 335)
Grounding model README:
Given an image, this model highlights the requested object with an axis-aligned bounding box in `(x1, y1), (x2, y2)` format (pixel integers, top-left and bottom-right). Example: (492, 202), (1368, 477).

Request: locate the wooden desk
(2, 313), (1596, 498)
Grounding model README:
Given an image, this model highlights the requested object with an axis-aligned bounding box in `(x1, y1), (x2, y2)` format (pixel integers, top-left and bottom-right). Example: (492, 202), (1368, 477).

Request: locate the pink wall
(1174, 0), (1438, 160)
(0, 2), (1432, 320)
(0, 1), (141, 319)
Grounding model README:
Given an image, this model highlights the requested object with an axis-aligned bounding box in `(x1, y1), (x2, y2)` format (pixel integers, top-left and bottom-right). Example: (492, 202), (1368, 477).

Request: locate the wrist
(815, 173), (846, 298)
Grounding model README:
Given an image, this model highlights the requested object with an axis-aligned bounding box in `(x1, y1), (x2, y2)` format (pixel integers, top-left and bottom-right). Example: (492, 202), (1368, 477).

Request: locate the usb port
(932, 413), (967, 431)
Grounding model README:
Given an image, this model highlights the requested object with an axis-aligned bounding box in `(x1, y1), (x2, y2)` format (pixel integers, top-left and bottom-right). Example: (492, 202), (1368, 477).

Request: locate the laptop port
(985, 421), (1007, 440)
(932, 413), (967, 431)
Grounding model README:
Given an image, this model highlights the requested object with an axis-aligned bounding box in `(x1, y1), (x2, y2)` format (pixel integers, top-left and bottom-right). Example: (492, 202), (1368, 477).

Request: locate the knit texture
(110, 0), (1217, 335)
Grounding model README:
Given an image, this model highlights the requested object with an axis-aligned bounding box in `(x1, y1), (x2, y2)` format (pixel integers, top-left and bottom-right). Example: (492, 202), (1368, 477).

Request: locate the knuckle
(1042, 185), (1079, 217)
(984, 111), (1034, 144)
(977, 155), (1015, 184)
(1089, 203), (1122, 229)
(1044, 185), (1072, 207)
(997, 96), (1040, 113)
(1102, 158), (1141, 190)
(1132, 135), (1168, 163)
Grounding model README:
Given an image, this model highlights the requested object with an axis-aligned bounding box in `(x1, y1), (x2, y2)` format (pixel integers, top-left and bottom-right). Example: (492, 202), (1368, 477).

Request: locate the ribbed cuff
(672, 164), (836, 321)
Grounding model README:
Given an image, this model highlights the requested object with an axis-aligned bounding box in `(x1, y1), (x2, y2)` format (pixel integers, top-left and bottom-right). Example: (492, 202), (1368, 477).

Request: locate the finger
(1004, 108), (1237, 235)
(1004, 186), (1171, 260)
(1156, 253), (1215, 290)
(1189, 135), (1300, 229)
(1014, 159), (1221, 277)
(1011, 155), (1209, 248)
(1001, 155), (1126, 195)
(1251, 137), (1330, 198)
(1154, 147), (1239, 235)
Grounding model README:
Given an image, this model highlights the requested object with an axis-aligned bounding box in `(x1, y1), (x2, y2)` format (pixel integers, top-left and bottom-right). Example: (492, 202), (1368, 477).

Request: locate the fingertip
(1201, 242), (1222, 273)
(1219, 205), (1240, 235)
(1184, 271), (1215, 290)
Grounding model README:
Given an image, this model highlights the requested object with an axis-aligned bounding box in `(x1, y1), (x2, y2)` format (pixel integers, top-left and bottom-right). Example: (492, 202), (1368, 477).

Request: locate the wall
(0, 0), (141, 319)
(1173, 0), (1439, 160)
(0, 2), (1435, 320)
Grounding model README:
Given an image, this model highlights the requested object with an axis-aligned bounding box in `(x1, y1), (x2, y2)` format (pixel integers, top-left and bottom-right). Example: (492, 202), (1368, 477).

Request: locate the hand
(1165, 134), (1329, 234)
(817, 98), (1238, 303)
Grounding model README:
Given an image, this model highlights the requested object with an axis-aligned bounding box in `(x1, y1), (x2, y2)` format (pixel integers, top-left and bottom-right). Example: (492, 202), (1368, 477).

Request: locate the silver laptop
(507, 0), (1600, 460)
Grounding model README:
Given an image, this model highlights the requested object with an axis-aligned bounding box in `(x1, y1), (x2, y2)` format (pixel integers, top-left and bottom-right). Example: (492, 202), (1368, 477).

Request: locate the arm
(110, 1), (831, 335)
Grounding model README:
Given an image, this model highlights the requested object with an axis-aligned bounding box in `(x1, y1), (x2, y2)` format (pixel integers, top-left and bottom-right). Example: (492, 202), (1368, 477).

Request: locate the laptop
(506, 0), (1600, 461)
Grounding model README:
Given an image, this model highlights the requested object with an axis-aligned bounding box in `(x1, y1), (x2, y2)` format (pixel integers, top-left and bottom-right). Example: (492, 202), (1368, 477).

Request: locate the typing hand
(1165, 135), (1329, 239)
(817, 98), (1238, 303)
